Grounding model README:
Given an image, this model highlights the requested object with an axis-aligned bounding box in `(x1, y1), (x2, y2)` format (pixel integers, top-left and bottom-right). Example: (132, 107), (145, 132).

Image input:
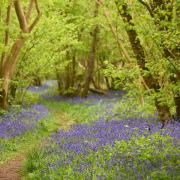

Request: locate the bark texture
(0, 0), (41, 109)
(115, 2), (171, 125)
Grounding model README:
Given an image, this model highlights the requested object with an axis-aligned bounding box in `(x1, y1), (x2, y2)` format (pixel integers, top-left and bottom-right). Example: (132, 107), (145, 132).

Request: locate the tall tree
(137, 0), (180, 120)
(81, 1), (100, 97)
(0, 0), (41, 109)
(115, 1), (172, 125)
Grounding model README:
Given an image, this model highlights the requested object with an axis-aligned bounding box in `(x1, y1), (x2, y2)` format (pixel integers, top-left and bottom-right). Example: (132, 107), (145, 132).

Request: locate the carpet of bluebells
(0, 81), (61, 139)
(0, 81), (179, 178)
(0, 104), (49, 138)
(25, 120), (180, 179)
(27, 80), (56, 93)
(23, 87), (180, 179)
(0, 81), (54, 139)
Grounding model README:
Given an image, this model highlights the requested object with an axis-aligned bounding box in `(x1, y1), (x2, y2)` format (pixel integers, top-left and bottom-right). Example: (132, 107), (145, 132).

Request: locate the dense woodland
(0, 0), (179, 123)
(0, 0), (180, 179)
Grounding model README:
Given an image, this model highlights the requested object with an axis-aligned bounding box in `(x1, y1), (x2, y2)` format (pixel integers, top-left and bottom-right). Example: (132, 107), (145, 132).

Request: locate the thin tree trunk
(0, 4), (12, 109)
(34, 76), (42, 86)
(71, 55), (76, 87)
(65, 64), (70, 91)
(81, 1), (99, 97)
(10, 83), (17, 99)
(105, 77), (111, 89)
(1, 4), (12, 72)
(174, 96), (180, 120)
(97, 0), (132, 63)
(97, 57), (101, 88)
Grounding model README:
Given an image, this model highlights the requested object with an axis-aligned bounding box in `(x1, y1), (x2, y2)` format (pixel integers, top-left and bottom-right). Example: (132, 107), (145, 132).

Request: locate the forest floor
(0, 81), (120, 179)
(0, 81), (179, 179)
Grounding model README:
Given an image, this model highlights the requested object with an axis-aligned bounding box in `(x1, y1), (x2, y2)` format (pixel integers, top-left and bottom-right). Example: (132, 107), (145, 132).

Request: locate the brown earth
(0, 155), (25, 180)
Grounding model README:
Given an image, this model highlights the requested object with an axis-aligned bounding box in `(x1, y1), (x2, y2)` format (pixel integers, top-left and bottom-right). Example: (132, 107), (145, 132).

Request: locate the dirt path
(0, 107), (74, 180)
(0, 155), (25, 180)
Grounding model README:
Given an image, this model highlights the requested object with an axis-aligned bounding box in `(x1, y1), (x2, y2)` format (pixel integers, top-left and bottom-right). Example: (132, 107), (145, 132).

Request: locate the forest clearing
(0, 0), (180, 179)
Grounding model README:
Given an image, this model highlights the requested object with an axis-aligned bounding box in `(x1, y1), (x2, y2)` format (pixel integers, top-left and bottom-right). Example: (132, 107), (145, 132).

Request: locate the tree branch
(14, 0), (29, 33)
(4, 5), (12, 46)
(138, 0), (154, 17)
(1, 4), (12, 67)
(29, 0), (41, 32)
(26, 0), (34, 22)
(98, 0), (132, 63)
(34, 0), (40, 14)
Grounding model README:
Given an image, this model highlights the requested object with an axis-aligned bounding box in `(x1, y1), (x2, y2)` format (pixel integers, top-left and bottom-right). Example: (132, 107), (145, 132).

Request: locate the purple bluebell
(0, 104), (48, 138)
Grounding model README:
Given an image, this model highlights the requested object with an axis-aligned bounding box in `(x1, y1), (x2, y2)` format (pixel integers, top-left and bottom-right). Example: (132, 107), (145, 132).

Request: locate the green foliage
(0, 0), (179, 117)
(1, 1), (180, 179)
(13, 91), (41, 106)
(114, 96), (156, 119)
(62, 87), (78, 96)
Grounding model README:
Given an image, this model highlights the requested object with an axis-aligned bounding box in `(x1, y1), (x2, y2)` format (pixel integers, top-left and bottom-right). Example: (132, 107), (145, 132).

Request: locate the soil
(0, 155), (25, 180)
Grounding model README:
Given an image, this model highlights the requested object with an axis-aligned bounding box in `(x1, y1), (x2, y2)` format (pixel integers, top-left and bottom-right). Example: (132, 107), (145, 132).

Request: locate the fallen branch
(89, 88), (108, 95)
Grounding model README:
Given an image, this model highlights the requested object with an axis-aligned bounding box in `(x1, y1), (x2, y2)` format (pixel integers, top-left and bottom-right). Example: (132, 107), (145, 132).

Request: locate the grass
(0, 114), (57, 164)
(42, 99), (112, 124)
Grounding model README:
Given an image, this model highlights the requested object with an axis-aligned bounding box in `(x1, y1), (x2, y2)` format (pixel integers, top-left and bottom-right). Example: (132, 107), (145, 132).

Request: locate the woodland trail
(0, 82), (121, 180)
(0, 105), (72, 179)
(0, 155), (25, 180)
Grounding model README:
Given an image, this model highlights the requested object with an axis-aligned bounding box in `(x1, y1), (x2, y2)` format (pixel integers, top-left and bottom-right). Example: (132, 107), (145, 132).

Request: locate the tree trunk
(151, 0), (180, 120)
(64, 65), (70, 91)
(115, 2), (171, 124)
(10, 83), (17, 99)
(71, 55), (76, 87)
(105, 77), (111, 89)
(97, 58), (101, 88)
(111, 77), (115, 90)
(155, 99), (171, 128)
(174, 96), (180, 120)
(0, 78), (9, 109)
(0, 37), (26, 109)
(0, 0), (41, 109)
(1, 4), (12, 73)
(81, 2), (99, 97)
(138, 0), (180, 120)
(56, 71), (64, 94)
(34, 76), (42, 86)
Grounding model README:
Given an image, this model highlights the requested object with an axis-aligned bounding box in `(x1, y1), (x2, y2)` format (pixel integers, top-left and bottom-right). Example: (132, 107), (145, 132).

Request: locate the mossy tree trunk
(115, 2), (171, 125)
(138, 0), (180, 120)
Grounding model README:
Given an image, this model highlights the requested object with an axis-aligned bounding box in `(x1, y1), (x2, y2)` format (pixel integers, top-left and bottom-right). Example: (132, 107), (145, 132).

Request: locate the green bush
(14, 90), (40, 106)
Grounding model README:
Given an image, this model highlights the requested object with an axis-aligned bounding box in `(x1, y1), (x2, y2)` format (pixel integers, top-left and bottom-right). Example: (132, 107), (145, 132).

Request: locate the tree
(81, 1), (100, 97)
(0, 0), (41, 109)
(137, 0), (180, 120)
(114, 0), (180, 125)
